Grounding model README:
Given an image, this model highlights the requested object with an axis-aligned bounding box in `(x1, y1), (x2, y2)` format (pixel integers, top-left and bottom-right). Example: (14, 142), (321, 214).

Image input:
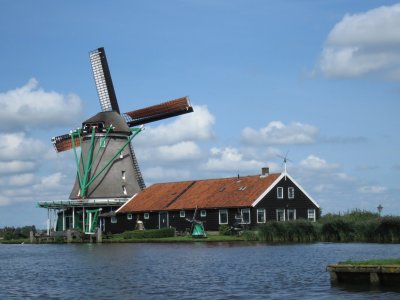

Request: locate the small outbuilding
(114, 168), (320, 233)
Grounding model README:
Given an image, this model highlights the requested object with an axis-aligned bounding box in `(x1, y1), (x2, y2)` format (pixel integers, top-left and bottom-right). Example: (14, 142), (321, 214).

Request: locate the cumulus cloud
(204, 147), (264, 173)
(33, 172), (66, 191)
(135, 105), (215, 146)
(242, 121), (318, 145)
(358, 185), (388, 194)
(0, 132), (47, 161)
(7, 173), (35, 187)
(157, 142), (202, 161)
(0, 160), (36, 174)
(299, 155), (339, 171)
(0, 78), (83, 131)
(143, 167), (191, 182)
(317, 4), (400, 78)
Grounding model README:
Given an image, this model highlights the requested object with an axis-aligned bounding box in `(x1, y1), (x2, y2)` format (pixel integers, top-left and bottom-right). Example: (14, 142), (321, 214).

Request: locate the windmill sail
(124, 97), (193, 127)
(89, 47), (120, 113)
(52, 134), (81, 152)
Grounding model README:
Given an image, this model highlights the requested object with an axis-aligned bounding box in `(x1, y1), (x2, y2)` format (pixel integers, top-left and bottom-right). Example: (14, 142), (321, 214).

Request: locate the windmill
(39, 47), (193, 234)
(185, 207), (207, 238)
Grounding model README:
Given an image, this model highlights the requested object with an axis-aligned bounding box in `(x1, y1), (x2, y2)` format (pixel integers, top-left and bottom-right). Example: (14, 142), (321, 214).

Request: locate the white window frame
(144, 213), (149, 220)
(122, 185), (127, 195)
(287, 209), (296, 220)
(241, 208), (251, 224)
(180, 210), (185, 218)
(111, 216), (117, 224)
(127, 213), (133, 220)
(276, 209), (285, 221)
(308, 209), (316, 222)
(219, 209), (228, 225)
(277, 187), (283, 199)
(200, 210), (206, 217)
(257, 208), (266, 223)
(288, 187), (295, 199)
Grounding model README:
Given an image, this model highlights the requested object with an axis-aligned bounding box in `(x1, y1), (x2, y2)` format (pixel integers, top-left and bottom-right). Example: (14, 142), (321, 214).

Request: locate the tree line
(0, 226), (36, 240)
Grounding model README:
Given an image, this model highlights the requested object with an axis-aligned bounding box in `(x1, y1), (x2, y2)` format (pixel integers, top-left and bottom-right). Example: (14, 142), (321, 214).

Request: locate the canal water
(1, 242), (399, 299)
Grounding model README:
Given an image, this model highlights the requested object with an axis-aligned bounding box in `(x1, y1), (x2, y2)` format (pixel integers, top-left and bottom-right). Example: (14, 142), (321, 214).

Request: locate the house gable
(251, 173), (319, 208)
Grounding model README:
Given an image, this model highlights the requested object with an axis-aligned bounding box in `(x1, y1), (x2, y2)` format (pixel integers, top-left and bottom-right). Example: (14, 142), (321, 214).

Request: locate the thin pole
(72, 207), (75, 229)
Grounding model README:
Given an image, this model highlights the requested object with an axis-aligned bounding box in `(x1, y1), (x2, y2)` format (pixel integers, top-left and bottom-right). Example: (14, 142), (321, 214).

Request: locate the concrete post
(370, 272), (380, 285)
(96, 227), (102, 243)
(329, 272), (338, 284)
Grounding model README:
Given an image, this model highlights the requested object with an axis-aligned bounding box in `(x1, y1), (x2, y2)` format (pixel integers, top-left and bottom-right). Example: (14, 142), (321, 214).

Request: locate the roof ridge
(164, 180), (197, 208)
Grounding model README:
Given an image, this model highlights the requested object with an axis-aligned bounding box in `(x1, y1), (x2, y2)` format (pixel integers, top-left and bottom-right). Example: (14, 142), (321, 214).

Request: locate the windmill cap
(83, 111), (130, 133)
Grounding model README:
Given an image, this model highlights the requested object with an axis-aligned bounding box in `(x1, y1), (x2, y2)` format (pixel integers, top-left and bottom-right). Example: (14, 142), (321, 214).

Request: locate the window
(200, 210), (206, 217)
(119, 151), (123, 159)
(241, 208), (251, 224)
(144, 213), (150, 220)
(127, 213), (133, 220)
(111, 216), (117, 224)
(276, 209), (285, 221)
(100, 137), (106, 148)
(122, 171), (126, 181)
(288, 209), (296, 220)
(219, 209), (228, 224)
(308, 209), (316, 222)
(288, 187), (294, 199)
(277, 187), (283, 199)
(122, 185), (127, 195)
(180, 210), (185, 218)
(257, 208), (266, 223)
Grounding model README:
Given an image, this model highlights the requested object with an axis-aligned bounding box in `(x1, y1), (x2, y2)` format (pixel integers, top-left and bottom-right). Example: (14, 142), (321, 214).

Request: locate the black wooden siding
(253, 176), (320, 223)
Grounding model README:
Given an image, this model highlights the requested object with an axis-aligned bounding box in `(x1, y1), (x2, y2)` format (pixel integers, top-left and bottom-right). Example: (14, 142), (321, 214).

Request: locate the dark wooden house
(115, 168), (320, 233)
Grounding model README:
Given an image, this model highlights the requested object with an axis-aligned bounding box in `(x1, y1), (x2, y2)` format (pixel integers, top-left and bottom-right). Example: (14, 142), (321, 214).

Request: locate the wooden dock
(327, 264), (400, 287)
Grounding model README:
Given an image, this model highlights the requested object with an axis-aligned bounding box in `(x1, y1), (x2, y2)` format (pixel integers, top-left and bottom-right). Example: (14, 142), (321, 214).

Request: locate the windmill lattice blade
(52, 134), (81, 152)
(89, 47), (120, 113)
(124, 97), (193, 127)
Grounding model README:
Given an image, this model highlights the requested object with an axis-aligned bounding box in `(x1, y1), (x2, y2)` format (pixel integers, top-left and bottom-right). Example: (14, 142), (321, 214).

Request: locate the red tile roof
(118, 173), (281, 213)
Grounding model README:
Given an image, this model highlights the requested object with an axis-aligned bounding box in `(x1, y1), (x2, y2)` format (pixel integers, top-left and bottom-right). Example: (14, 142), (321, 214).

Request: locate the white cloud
(157, 142), (202, 161)
(0, 79), (83, 130)
(0, 160), (36, 174)
(242, 121), (318, 145)
(318, 4), (400, 78)
(0, 196), (10, 206)
(143, 167), (191, 182)
(0, 132), (47, 161)
(358, 185), (388, 194)
(33, 172), (66, 191)
(135, 105), (215, 146)
(7, 173), (35, 187)
(204, 147), (264, 172)
(299, 155), (339, 171)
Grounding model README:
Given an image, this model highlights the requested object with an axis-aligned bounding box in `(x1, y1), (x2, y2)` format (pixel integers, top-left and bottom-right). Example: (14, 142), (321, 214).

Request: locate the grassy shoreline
(338, 258), (400, 266)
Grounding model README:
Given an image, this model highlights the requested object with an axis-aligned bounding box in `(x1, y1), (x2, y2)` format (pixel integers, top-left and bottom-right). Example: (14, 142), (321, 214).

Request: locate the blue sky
(1, 0), (399, 227)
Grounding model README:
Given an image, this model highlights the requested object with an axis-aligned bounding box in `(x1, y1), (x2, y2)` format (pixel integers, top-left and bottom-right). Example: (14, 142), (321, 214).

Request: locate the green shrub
(219, 225), (231, 236)
(257, 220), (319, 242)
(122, 228), (176, 239)
(242, 230), (258, 241)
